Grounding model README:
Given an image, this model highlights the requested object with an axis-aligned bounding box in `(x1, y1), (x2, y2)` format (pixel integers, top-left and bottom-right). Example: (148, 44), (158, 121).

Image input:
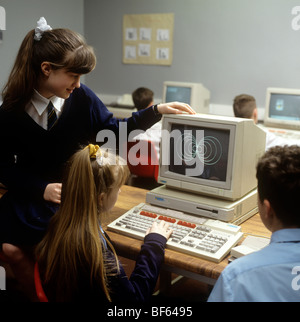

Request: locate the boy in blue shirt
(208, 145), (300, 302)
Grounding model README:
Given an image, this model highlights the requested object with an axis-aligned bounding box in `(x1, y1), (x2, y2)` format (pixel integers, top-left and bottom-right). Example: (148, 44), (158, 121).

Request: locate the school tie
(47, 101), (57, 130)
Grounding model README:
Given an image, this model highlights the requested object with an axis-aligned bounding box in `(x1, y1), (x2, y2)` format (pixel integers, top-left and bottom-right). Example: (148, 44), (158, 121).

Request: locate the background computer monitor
(158, 114), (266, 201)
(162, 81), (210, 114)
(264, 87), (300, 131)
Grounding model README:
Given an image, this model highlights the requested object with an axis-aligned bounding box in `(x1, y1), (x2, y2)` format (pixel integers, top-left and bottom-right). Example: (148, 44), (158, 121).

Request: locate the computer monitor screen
(165, 86), (192, 105)
(159, 114), (266, 200)
(264, 87), (300, 130)
(162, 81), (210, 114)
(169, 124), (230, 183)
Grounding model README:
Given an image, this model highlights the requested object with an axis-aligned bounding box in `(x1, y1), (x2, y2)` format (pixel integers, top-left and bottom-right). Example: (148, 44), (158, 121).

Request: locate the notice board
(123, 13), (174, 66)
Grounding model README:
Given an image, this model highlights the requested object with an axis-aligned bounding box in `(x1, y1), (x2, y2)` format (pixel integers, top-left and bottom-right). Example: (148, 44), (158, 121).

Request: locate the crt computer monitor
(264, 87), (300, 131)
(158, 114), (266, 201)
(162, 81), (210, 114)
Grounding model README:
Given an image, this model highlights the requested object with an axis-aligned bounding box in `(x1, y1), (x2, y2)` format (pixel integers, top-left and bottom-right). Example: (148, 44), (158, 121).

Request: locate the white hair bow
(34, 17), (52, 41)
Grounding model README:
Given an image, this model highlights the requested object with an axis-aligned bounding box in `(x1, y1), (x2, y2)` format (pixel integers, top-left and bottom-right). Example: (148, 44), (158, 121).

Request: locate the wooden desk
(0, 185), (270, 287)
(104, 185), (271, 286)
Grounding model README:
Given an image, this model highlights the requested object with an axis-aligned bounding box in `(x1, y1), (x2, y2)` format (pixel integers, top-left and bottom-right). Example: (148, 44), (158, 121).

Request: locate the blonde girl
(36, 145), (172, 302)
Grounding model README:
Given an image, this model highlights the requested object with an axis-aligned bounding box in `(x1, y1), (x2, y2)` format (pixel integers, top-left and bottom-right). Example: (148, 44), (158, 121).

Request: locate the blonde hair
(36, 146), (129, 302)
(2, 28), (96, 111)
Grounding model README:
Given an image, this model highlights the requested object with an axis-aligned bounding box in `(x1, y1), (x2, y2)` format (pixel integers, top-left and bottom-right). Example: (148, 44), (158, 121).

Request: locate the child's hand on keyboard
(146, 220), (173, 240)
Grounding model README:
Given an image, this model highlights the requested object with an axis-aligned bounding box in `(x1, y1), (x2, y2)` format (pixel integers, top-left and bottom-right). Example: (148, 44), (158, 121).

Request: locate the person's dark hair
(233, 94), (256, 118)
(132, 87), (154, 111)
(2, 28), (96, 111)
(256, 145), (300, 227)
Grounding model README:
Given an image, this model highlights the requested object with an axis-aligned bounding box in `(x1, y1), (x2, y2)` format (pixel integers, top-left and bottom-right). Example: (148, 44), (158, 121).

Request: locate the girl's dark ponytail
(2, 22), (96, 111)
(2, 30), (36, 110)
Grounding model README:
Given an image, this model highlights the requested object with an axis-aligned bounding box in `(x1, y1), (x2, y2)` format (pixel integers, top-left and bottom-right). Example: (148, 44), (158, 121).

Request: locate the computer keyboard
(267, 128), (300, 140)
(107, 203), (244, 262)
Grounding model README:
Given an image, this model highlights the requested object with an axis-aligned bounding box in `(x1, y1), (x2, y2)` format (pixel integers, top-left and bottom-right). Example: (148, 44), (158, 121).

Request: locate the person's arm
(81, 85), (195, 139)
(126, 102), (195, 133)
(207, 272), (233, 302)
(0, 109), (60, 203)
(110, 221), (172, 302)
(156, 102), (196, 115)
(0, 129), (46, 201)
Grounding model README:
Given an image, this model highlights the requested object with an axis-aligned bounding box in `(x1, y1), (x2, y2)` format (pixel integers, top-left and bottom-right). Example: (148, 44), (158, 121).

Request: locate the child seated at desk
(208, 145), (300, 302)
(35, 144), (172, 302)
(132, 87), (162, 159)
(233, 94), (300, 150)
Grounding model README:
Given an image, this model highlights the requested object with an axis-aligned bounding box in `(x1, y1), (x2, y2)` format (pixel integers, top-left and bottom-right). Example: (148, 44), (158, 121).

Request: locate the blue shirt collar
(271, 228), (300, 244)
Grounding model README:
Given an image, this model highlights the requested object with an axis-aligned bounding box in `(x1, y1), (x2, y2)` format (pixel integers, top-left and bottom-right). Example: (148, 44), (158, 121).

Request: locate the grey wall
(0, 0), (84, 93)
(84, 0), (300, 109)
(2, 1), (300, 111)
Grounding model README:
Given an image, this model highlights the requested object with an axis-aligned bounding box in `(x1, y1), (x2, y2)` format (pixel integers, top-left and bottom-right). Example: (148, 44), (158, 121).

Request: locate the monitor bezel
(264, 87), (300, 130)
(162, 81), (210, 114)
(163, 83), (193, 105)
(159, 116), (236, 191)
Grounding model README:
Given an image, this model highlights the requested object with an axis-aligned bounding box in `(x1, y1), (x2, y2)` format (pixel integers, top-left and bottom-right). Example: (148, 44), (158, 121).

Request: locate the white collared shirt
(25, 89), (65, 130)
(132, 121), (162, 159)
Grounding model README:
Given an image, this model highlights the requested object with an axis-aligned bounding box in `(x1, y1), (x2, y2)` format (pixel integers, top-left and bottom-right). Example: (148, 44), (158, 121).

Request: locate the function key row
(140, 210), (196, 227)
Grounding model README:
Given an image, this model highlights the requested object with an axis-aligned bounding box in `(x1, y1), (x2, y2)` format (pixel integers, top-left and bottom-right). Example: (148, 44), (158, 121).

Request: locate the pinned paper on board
(0, 6), (6, 30)
(123, 13), (174, 66)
